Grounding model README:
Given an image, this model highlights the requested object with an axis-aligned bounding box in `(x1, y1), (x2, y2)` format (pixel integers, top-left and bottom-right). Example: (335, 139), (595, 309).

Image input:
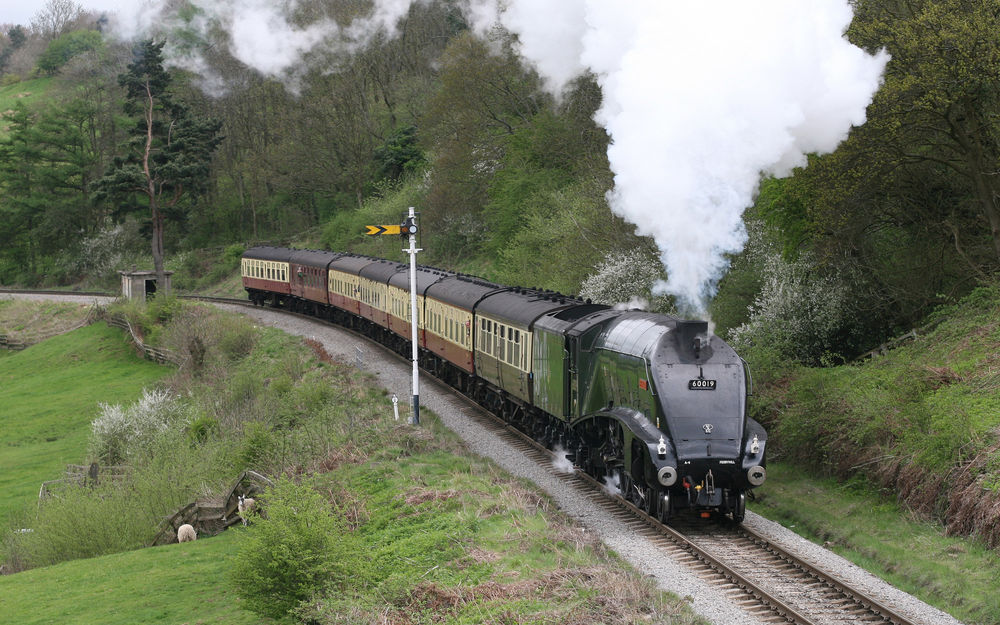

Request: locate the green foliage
(186, 413), (218, 444)
(751, 285), (1000, 550)
(493, 178), (635, 295)
(222, 243), (245, 268)
(319, 176), (426, 256)
(374, 125), (426, 181)
(228, 478), (365, 619)
(0, 91), (110, 285)
(236, 421), (274, 469)
(0, 322), (168, 530)
(36, 30), (103, 75)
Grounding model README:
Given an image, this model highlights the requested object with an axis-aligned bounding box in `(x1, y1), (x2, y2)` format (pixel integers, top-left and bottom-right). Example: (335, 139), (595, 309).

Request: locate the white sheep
(177, 523), (197, 543)
(238, 494), (256, 526)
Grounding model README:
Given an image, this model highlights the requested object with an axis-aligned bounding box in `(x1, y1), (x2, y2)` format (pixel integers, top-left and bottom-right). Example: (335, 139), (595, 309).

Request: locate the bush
(89, 388), (185, 465)
(728, 250), (863, 366)
(228, 478), (365, 619)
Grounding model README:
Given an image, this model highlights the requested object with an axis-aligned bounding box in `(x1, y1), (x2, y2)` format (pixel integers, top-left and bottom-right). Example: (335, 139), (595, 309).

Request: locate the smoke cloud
(106, 1), (886, 314)
(472, 0), (888, 314)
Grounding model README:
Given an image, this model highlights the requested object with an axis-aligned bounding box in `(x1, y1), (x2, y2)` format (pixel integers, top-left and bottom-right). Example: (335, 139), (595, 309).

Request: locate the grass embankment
(0, 299), (94, 341)
(0, 530), (260, 625)
(2, 300), (706, 625)
(0, 311), (168, 528)
(750, 285), (1000, 625)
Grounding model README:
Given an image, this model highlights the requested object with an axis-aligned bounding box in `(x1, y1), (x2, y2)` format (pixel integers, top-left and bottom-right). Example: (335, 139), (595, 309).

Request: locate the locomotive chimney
(675, 320), (710, 362)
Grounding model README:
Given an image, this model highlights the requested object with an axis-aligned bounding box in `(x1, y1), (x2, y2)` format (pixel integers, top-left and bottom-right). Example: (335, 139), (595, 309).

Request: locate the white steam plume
(472, 0), (888, 315)
(104, 0), (430, 90)
(106, 0), (886, 315)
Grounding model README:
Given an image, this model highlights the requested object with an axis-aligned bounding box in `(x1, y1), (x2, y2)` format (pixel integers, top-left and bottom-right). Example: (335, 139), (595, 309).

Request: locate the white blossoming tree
(579, 248), (674, 313)
(89, 388), (185, 465)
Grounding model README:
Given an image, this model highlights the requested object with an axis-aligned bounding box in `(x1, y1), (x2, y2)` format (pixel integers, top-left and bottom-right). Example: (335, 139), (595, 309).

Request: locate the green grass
(0, 323), (169, 528)
(244, 439), (705, 625)
(0, 530), (267, 625)
(0, 77), (55, 136)
(752, 462), (1000, 625)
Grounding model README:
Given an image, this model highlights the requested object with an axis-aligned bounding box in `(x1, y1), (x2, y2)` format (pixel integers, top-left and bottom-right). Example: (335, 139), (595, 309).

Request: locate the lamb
(238, 494), (256, 526)
(177, 523), (197, 543)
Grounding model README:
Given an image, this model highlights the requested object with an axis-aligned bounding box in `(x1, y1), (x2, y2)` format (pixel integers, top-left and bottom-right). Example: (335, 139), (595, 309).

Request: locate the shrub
(228, 478), (365, 619)
(237, 421), (274, 469)
(217, 318), (257, 361)
(186, 413), (218, 445)
(89, 388), (185, 465)
(728, 250), (861, 366)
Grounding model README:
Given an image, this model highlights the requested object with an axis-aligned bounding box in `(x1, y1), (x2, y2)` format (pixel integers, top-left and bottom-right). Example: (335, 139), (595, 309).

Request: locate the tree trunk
(957, 101), (1000, 264)
(151, 203), (166, 296)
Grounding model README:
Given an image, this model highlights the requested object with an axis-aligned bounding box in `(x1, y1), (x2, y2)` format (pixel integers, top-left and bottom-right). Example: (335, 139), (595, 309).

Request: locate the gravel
(3, 293), (967, 625)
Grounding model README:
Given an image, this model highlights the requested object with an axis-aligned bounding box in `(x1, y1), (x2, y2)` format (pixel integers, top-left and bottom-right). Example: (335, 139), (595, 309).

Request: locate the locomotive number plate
(688, 379), (717, 390)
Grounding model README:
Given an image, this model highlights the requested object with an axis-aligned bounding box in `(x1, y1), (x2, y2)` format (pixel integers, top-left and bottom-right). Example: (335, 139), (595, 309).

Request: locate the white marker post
(402, 207), (421, 425)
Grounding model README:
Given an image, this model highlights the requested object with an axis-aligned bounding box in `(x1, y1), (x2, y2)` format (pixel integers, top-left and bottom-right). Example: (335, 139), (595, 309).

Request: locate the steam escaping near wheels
(552, 446), (576, 474)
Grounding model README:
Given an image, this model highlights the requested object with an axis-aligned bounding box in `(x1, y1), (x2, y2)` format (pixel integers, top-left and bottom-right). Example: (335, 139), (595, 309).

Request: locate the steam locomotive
(242, 245), (766, 522)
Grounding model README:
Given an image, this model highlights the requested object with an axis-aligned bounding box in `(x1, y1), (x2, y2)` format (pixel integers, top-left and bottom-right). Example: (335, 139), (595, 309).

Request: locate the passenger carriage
(357, 259), (404, 330)
(423, 275), (504, 381)
(241, 246), (292, 306)
(327, 254), (374, 319)
(289, 249), (338, 314)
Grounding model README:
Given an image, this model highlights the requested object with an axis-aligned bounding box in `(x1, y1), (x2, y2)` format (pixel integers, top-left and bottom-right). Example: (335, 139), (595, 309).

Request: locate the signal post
(366, 208), (421, 425)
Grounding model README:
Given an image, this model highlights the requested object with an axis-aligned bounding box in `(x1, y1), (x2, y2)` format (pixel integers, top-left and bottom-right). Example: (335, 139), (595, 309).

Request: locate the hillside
(0, 318), (169, 529)
(0, 531), (263, 625)
(0, 300), (707, 624)
(753, 285), (1000, 546)
(0, 76), (52, 136)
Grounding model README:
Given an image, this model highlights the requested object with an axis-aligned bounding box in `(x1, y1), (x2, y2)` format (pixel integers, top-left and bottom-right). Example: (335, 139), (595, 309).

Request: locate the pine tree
(96, 40), (222, 291)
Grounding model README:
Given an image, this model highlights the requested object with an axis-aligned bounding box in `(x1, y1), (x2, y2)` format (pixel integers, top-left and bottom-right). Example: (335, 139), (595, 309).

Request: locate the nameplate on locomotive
(688, 379), (717, 390)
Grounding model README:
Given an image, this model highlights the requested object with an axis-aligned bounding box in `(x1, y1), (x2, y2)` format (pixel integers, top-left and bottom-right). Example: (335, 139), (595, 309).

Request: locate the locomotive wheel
(658, 491), (672, 524)
(731, 490), (746, 523)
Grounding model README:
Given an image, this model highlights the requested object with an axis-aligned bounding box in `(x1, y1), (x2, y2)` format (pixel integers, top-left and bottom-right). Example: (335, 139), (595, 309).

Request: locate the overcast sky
(0, 0), (138, 28)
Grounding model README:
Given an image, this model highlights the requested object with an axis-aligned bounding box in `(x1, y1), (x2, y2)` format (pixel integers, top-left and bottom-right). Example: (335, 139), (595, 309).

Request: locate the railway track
(2, 289), (926, 625)
(460, 403), (918, 625)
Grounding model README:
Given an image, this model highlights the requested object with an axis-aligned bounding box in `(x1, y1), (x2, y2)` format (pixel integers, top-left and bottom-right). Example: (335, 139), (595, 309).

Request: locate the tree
(97, 40), (222, 290)
(37, 28), (102, 75)
(31, 0), (83, 41)
(850, 0), (1000, 265)
(0, 26), (28, 74)
(0, 105), (46, 282)
(751, 0), (1000, 343)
